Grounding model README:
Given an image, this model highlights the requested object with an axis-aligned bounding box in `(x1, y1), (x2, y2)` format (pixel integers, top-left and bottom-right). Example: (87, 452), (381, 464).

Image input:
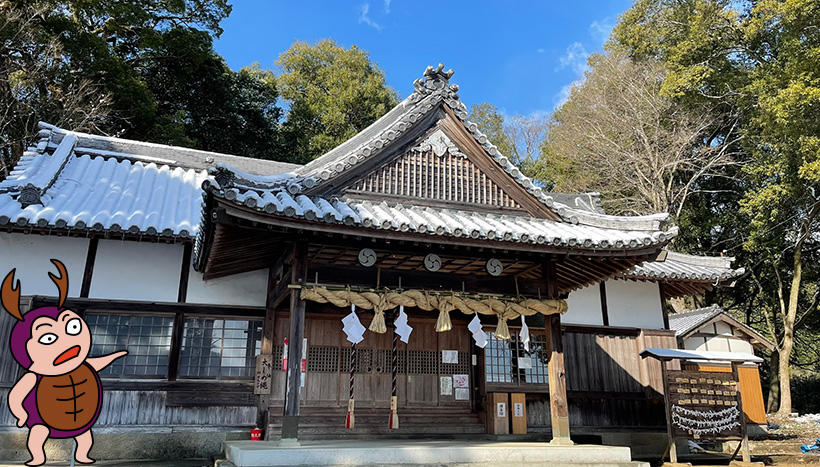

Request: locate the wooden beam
(79, 237), (99, 298)
(543, 260), (572, 445)
(177, 243), (192, 302)
(282, 242), (308, 440)
(31, 296), (265, 318)
(659, 283), (670, 329)
(599, 281), (609, 326)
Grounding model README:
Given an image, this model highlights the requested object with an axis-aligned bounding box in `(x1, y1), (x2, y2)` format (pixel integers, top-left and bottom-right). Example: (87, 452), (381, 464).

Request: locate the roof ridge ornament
(413, 63), (456, 94)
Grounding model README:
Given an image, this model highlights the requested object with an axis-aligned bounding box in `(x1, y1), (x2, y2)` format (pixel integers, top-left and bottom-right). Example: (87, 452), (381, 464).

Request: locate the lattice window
(308, 346), (339, 372)
(341, 348), (372, 373)
(87, 313), (173, 378)
(272, 345), (283, 366)
(485, 332), (549, 386)
(516, 334), (549, 385)
(485, 333), (513, 383)
(407, 350), (439, 374)
(178, 318), (262, 379)
(441, 351), (470, 374)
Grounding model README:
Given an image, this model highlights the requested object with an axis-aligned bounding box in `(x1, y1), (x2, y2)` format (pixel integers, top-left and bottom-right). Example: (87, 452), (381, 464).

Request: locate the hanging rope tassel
(389, 308), (399, 430)
(346, 304), (356, 429)
(346, 342), (356, 429)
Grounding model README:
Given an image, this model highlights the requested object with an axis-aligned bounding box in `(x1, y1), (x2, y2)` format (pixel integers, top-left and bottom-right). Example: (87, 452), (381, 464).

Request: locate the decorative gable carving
(344, 138), (524, 211)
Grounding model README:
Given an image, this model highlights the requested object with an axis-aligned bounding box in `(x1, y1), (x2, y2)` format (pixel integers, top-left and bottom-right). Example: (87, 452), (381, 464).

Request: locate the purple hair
(10, 307), (62, 369)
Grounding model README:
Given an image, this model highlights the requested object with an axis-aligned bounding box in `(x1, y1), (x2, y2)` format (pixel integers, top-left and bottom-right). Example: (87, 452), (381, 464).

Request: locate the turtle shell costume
(3, 260), (104, 438)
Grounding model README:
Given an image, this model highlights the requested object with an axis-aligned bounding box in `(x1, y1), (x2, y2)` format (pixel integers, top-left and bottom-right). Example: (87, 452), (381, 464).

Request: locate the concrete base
(223, 440), (649, 467)
(0, 427), (250, 462)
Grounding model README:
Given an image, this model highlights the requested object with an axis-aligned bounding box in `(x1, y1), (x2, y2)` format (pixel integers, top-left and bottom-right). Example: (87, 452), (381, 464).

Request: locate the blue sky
(214, 1), (633, 117)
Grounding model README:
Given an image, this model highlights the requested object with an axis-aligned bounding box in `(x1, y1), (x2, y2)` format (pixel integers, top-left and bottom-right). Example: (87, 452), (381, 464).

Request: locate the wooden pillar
(543, 260), (572, 445)
(254, 261), (281, 437)
(282, 242), (308, 441)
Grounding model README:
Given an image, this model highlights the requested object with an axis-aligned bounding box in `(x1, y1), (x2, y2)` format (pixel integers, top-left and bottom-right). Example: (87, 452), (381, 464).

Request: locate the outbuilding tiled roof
(668, 305), (724, 336)
(621, 251), (744, 283)
(668, 305), (775, 350)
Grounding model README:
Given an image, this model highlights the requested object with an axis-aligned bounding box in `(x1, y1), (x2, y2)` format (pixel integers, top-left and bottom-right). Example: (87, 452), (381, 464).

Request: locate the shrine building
(0, 64), (756, 460)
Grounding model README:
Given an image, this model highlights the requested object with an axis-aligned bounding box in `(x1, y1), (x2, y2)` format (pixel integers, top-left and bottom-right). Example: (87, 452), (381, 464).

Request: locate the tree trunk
(775, 230), (806, 417)
(766, 351), (779, 414)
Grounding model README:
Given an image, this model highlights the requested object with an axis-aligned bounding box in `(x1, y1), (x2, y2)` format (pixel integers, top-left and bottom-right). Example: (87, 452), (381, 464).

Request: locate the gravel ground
(723, 416), (820, 465)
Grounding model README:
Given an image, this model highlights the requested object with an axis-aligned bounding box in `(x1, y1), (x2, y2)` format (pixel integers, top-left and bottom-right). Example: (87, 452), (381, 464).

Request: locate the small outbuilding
(669, 306), (774, 427)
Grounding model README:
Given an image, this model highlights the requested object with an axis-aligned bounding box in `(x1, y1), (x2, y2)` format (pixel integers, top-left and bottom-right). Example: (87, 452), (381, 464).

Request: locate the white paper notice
(518, 357), (533, 369)
(519, 315), (530, 352)
(455, 388), (470, 401)
(342, 305), (366, 344)
(440, 376), (453, 395)
(514, 402), (524, 417)
(497, 402), (506, 417)
(442, 350), (458, 364)
(468, 314), (487, 348)
(453, 374), (469, 388)
(394, 305), (413, 343)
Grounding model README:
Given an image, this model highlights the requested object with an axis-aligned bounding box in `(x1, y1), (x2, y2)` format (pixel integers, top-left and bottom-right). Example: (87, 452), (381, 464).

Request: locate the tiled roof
(668, 305), (724, 336)
(668, 305), (775, 350)
(621, 251), (744, 283)
(222, 64), (671, 233)
(0, 123), (297, 237)
(205, 181), (679, 250)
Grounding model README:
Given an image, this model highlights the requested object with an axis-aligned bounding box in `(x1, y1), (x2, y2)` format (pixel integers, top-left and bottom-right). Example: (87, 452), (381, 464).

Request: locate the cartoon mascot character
(2, 260), (127, 466)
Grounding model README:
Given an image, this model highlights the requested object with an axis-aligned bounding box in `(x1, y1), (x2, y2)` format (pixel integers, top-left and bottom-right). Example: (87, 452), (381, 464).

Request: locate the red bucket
(250, 428), (263, 441)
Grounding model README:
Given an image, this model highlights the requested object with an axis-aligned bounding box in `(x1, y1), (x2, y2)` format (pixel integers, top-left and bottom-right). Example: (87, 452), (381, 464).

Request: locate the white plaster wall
(715, 321), (733, 335)
(683, 334), (754, 354)
(89, 240), (182, 302)
(683, 337), (707, 351)
(728, 338), (753, 353)
(605, 279), (665, 329)
(186, 267), (267, 307)
(564, 284), (603, 325)
(0, 232), (89, 297)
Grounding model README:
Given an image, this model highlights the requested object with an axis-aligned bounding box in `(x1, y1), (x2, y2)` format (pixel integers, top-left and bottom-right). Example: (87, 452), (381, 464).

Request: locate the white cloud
(359, 3), (382, 30)
(589, 17), (615, 45)
(556, 41), (589, 75)
(537, 48), (545, 54)
(384, 0), (392, 13)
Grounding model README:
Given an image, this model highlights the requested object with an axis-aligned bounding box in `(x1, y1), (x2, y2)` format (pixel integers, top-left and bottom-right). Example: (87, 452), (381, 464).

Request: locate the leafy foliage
(543, 50), (739, 219)
(609, 0), (820, 415)
(276, 39), (398, 164)
(1, 0), (289, 174)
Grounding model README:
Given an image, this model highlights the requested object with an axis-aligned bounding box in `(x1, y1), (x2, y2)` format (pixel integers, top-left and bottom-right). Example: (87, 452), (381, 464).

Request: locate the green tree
(468, 103), (514, 157)
(613, 0), (820, 416)
(276, 39), (398, 163)
(1, 0), (288, 177)
(468, 103), (548, 184)
(0, 2), (110, 178)
(543, 50), (739, 219)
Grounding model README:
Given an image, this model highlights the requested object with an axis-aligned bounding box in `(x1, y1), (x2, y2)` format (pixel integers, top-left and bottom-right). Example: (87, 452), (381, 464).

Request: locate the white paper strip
(468, 314), (487, 348)
(342, 304), (366, 344)
(394, 305), (413, 344)
(519, 315), (530, 352)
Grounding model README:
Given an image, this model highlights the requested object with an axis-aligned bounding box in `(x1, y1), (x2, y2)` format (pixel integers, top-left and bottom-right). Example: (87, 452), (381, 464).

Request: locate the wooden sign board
(254, 354), (274, 395)
(665, 370), (743, 439)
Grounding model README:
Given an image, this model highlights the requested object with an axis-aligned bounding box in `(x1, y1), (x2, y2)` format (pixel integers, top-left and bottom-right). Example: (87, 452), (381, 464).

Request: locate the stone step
(223, 440), (647, 467)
